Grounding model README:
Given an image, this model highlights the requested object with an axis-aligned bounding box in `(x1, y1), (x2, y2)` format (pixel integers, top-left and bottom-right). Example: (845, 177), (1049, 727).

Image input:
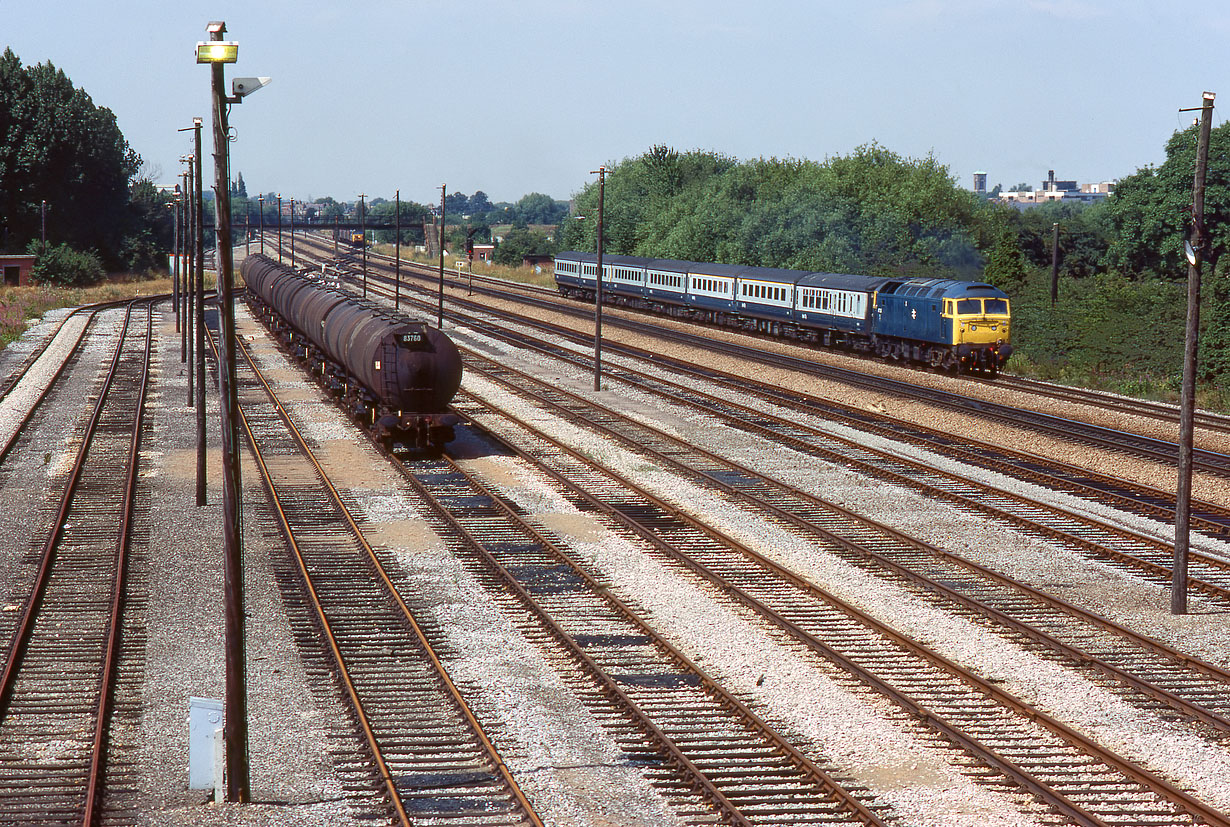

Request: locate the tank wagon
(553, 252), (1012, 374)
(241, 254), (461, 452)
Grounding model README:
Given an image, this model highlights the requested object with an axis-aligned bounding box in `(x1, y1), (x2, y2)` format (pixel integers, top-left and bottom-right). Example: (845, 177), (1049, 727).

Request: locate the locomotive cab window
(956, 299), (981, 314)
(984, 298), (1009, 314)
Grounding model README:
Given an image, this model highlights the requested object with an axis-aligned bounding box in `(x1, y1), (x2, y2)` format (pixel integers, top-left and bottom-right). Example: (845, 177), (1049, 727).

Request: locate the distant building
(1042, 169), (1078, 193)
(991, 170), (1116, 209)
(973, 171), (988, 195)
(1, 254), (36, 286)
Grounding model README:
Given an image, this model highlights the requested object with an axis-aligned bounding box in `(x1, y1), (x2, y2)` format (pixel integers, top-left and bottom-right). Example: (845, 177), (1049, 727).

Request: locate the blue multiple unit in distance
(553, 252), (1012, 374)
(241, 254), (461, 453)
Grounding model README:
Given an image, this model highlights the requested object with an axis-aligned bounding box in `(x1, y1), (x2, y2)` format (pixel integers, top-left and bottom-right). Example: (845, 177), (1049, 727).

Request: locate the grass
(1007, 268), (1229, 411)
(371, 245), (558, 289)
(0, 272), (215, 353)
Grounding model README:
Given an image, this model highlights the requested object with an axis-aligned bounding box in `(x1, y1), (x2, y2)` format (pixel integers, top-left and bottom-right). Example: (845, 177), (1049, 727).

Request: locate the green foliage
(561, 143), (986, 279)
(368, 199), (431, 245)
(1203, 263), (1230, 383)
(493, 228), (556, 265)
(1104, 122), (1230, 280)
(29, 242), (105, 286)
(983, 225), (1029, 289)
(484, 192), (569, 227)
(1007, 200), (1112, 279)
(0, 49), (140, 267)
(1010, 268), (1187, 386)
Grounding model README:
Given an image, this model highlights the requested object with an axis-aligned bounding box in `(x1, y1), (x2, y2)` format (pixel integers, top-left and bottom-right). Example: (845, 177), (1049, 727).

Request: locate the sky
(5, 0), (1230, 207)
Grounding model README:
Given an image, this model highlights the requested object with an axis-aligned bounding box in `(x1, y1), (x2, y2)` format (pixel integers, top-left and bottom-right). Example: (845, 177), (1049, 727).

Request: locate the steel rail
(450, 381), (1230, 827)
(219, 328), (542, 827)
(401, 453), (887, 827)
(462, 355), (1230, 729)
(0, 296), (136, 403)
(0, 299), (153, 826)
(328, 267), (1230, 596)
(302, 247), (1230, 533)
(0, 312), (97, 466)
(83, 302), (153, 826)
(463, 328), (1230, 603)
(236, 266), (887, 826)
(0, 301), (139, 713)
(208, 325), (412, 825)
(303, 237), (1230, 475)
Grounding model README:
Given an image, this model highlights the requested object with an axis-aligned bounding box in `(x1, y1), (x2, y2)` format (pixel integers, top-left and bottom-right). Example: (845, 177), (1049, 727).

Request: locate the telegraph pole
(590, 166), (606, 392)
(193, 118), (207, 509)
(394, 189), (401, 310)
(438, 184), (446, 328)
(1050, 222), (1060, 307)
(1173, 91), (1215, 615)
(289, 198), (296, 267)
(358, 193), (367, 297)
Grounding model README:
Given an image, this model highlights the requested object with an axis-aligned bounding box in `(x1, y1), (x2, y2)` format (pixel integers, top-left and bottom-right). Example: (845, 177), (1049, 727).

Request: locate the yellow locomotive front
(945, 295), (1012, 373)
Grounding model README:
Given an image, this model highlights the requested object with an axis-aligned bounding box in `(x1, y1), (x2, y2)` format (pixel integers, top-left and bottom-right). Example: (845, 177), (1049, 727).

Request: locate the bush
(29, 242), (106, 286)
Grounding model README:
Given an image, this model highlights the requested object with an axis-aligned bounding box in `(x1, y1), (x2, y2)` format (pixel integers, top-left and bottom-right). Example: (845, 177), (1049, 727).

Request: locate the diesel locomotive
(241, 254), (462, 452)
(553, 252), (1012, 374)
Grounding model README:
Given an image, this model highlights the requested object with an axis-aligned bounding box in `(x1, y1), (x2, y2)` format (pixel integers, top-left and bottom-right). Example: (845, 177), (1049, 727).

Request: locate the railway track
(218, 324), (544, 826)
(0, 299), (154, 826)
(288, 237), (1230, 530)
(991, 373), (1230, 439)
(458, 348), (1230, 723)
(308, 238), (1230, 478)
(294, 250), (1230, 604)
(236, 268), (894, 825)
(272, 236), (1230, 823)
(434, 305), (1230, 601)
(448, 382), (1230, 827)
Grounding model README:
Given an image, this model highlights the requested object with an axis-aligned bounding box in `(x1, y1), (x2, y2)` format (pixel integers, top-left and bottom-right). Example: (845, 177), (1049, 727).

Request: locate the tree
(313, 196), (345, 221)
(493, 227), (556, 265)
(469, 190), (493, 215)
(368, 198), (431, 244)
(0, 49), (140, 266)
(1104, 122), (1230, 281)
(28, 241), (105, 286)
(563, 143), (986, 280)
(1009, 200), (1111, 279)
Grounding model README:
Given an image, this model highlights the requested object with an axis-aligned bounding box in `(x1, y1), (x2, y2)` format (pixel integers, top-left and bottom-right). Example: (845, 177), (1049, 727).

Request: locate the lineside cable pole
(590, 166), (606, 392)
(438, 184), (446, 328)
(359, 193), (367, 297)
(1173, 90), (1215, 615)
(395, 188), (401, 310)
(201, 19), (250, 800)
(194, 117), (207, 508)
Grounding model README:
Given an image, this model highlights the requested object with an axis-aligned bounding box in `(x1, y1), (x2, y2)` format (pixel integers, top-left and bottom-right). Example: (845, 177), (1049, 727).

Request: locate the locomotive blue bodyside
(552, 251), (1012, 373)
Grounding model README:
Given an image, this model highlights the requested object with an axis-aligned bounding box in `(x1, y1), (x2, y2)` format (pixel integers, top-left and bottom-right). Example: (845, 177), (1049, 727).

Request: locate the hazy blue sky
(6, 1), (1229, 206)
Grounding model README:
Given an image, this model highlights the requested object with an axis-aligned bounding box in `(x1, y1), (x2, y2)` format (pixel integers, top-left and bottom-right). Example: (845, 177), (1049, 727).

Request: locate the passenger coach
(553, 252), (1012, 374)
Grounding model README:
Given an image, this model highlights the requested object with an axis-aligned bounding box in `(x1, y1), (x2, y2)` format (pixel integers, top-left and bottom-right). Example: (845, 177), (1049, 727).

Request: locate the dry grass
(0, 273), (216, 352)
(373, 246), (557, 289)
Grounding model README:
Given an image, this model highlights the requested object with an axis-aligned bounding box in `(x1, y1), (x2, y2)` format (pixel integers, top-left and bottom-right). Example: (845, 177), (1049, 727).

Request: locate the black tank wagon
(241, 254), (461, 453)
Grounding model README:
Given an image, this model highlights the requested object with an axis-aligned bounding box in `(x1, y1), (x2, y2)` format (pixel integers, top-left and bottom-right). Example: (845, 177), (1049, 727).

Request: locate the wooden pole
(1173, 90), (1215, 615)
